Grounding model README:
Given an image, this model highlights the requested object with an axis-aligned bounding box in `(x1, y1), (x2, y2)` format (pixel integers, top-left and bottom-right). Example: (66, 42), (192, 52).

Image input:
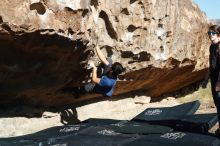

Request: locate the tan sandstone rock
(0, 0), (210, 106)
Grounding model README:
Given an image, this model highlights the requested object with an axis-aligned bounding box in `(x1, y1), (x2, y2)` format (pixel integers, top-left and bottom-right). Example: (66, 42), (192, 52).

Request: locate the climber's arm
(92, 66), (101, 84)
(95, 44), (109, 66)
(90, 61), (101, 84)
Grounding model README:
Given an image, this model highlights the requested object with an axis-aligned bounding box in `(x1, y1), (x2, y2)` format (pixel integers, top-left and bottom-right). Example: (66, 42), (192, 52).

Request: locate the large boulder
(0, 0), (209, 106)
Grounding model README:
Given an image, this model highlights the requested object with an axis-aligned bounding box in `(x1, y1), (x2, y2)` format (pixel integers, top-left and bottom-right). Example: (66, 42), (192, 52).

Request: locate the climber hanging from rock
(62, 39), (125, 98)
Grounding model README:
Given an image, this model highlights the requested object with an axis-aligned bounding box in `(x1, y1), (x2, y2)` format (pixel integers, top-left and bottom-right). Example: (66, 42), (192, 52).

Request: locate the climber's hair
(209, 25), (220, 36)
(106, 62), (125, 79)
(112, 62), (125, 76)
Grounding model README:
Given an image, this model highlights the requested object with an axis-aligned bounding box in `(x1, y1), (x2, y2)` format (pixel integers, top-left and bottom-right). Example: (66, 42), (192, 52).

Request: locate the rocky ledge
(0, 0), (210, 106)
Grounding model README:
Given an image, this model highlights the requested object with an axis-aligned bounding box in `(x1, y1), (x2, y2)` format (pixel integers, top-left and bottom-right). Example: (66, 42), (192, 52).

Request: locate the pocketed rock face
(0, 0), (209, 106)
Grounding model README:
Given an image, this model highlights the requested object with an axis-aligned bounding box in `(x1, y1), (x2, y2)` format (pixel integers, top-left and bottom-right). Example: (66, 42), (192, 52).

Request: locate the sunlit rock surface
(0, 0), (209, 106)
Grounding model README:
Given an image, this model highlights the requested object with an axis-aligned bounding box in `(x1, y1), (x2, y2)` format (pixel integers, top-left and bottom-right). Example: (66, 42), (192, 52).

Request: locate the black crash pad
(132, 100), (200, 122)
(43, 134), (138, 146)
(82, 118), (124, 126)
(123, 131), (220, 146)
(105, 121), (173, 135)
(77, 126), (136, 137)
(174, 113), (218, 133)
(53, 127), (140, 146)
(0, 124), (90, 146)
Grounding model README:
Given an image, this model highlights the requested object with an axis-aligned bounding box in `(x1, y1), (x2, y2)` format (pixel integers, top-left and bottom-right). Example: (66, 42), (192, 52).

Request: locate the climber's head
(106, 62), (125, 79)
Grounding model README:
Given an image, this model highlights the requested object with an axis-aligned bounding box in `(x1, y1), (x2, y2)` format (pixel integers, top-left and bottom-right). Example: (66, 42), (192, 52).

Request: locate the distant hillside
(210, 19), (220, 25)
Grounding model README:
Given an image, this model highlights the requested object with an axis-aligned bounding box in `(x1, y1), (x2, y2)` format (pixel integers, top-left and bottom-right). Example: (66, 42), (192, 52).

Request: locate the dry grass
(176, 82), (215, 108)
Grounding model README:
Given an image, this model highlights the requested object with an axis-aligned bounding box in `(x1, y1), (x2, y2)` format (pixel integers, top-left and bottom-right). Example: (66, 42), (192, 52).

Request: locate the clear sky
(194, 0), (220, 19)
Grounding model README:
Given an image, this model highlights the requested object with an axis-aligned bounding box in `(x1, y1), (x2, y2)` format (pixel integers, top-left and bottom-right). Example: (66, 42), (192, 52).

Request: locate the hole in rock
(0, 16), (3, 23)
(130, 0), (138, 4)
(121, 8), (130, 15)
(30, 2), (46, 15)
(127, 25), (140, 32)
(99, 10), (118, 40)
(90, 0), (99, 9)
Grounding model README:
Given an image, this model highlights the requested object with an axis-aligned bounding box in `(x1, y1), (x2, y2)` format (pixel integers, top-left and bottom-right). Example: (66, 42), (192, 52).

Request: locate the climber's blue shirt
(95, 58), (116, 97)
(95, 75), (116, 97)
